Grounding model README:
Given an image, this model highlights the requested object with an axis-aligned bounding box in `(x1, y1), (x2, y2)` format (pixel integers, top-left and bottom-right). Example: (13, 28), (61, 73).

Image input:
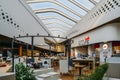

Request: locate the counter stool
(88, 62), (93, 69)
(74, 64), (86, 76)
(53, 60), (58, 66)
(82, 66), (90, 77)
(68, 66), (76, 76)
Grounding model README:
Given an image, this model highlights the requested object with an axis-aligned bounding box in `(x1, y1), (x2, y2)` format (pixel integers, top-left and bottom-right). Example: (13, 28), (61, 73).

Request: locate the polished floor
(53, 66), (75, 80)
(53, 66), (91, 80)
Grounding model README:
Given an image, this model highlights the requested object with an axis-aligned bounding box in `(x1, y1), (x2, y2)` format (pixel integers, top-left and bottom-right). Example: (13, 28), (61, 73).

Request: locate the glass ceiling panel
(94, 0), (101, 2)
(47, 27), (70, 31)
(57, 0), (87, 16)
(46, 23), (71, 29)
(51, 31), (63, 35)
(46, 24), (71, 31)
(42, 19), (73, 28)
(29, 2), (81, 20)
(25, 0), (102, 42)
(40, 17), (74, 26)
(49, 27), (67, 31)
(36, 13), (76, 25)
(51, 30), (63, 33)
(51, 31), (63, 34)
(75, 0), (95, 10)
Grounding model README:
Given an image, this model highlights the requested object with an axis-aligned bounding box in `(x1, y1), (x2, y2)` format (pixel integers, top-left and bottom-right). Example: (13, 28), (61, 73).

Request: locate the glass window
(75, 0), (94, 10)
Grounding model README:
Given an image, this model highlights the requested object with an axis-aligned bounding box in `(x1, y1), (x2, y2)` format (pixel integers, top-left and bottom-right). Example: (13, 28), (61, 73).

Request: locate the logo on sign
(103, 44), (108, 49)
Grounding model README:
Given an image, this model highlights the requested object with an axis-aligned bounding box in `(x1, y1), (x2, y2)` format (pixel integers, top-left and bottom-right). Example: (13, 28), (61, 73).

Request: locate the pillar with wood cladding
(19, 45), (22, 56)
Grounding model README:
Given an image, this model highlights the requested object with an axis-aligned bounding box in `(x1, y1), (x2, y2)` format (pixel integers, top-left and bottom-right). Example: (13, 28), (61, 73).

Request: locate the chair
(82, 66), (90, 77)
(74, 64), (86, 76)
(53, 59), (59, 66)
(68, 58), (76, 75)
(88, 62), (93, 69)
(68, 66), (76, 76)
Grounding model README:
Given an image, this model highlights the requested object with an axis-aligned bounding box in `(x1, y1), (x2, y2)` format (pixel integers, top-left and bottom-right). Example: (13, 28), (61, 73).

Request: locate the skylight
(26, 0), (101, 42)
(75, 0), (95, 10)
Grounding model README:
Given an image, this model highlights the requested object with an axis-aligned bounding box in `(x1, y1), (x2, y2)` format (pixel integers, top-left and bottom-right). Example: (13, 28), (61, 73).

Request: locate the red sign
(85, 36), (90, 41)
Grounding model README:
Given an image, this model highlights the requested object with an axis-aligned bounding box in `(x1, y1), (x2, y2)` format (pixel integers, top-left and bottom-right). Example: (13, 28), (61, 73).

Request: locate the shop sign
(78, 39), (85, 46)
(103, 44), (108, 49)
(78, 36), (90, 46)
(85, 36), (90, 41)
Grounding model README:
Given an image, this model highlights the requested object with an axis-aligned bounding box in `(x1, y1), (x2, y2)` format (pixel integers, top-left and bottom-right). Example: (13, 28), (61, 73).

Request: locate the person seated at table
(33, 62), (40, 69)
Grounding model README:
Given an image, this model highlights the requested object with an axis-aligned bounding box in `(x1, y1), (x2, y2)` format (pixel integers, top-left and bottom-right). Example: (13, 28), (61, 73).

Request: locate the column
(19, 45), (22, 56)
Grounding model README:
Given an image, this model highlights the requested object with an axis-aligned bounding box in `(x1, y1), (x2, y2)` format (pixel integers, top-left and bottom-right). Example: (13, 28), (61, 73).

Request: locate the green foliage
(77, 76), (83, 80)
(15, 63), (36, 80)
(89, 63), (109, 80)
(77, 63), (109, 80)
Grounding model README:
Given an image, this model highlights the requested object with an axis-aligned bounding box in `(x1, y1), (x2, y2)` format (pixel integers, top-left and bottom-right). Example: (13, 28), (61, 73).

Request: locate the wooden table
(74, 64), (85, 76)
(73, 58), (95, 69)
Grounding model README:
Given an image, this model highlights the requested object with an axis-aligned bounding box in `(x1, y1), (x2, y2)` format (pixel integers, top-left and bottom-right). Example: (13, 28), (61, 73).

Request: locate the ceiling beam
(50, 29), (66, 33)
(47, 26), (70, 30)
(43, 21), (73, 28)
(88, 0), (97, 5)
(26, 0), (83, 18)
(34, 8), (78, 23)
(68, 0), (90, 12)
(40, 16), (74, 26)
(51, 31), (63, 34)
(44, 22), (72, 28)
(47, 26), (70, 31)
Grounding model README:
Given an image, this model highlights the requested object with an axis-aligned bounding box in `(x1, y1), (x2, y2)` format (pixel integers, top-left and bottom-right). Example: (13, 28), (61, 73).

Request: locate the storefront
(70, 23), (120, 64)
(112, 41), (120, 55)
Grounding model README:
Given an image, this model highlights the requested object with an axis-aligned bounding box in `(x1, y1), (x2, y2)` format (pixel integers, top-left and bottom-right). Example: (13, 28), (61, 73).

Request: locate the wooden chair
(88, 62), (93, 69)
(68, 66), (76, 76)
(82, 66), (90, 77)
(74, 64), (86, 76)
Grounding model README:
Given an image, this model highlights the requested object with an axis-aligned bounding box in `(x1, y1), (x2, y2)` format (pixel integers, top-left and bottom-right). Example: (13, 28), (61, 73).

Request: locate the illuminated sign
(103, 44), (108, 49)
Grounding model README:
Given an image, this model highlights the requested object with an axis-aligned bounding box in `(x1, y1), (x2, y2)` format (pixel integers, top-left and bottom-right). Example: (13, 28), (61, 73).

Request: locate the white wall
(0, 0), (55, 49)
(71, 23), (120, 48)
(66, 0), (120, 38)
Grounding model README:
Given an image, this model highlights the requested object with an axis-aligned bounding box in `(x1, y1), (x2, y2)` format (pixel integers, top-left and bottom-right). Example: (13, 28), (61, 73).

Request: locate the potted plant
(77, 63), (109, 80)
(15, 63), (36, 80)
(89, 63), (109, 80)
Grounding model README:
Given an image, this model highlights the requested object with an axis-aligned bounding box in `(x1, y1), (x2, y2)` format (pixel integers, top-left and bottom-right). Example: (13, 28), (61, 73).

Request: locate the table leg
(79, 68), (82, 76)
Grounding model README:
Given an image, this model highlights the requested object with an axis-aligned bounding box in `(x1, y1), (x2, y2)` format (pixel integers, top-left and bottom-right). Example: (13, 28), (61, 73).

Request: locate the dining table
(73, 58), (95, 75)
(74, 64), (86, 76)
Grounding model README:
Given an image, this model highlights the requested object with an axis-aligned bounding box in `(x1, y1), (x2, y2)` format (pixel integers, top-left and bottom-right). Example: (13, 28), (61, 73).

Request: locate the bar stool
(53, 59), (58, 66)
(74, 64), (86, 76)
(82, 66), (90, 77)
(68, 66), (76, 76)
(88, 62), (93, 69)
